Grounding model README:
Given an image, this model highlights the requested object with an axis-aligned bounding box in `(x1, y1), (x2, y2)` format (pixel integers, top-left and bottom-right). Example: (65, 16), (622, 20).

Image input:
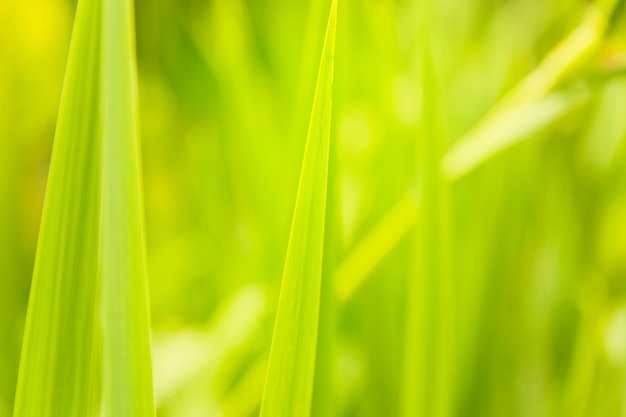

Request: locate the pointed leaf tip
(259, 1), (337, 416)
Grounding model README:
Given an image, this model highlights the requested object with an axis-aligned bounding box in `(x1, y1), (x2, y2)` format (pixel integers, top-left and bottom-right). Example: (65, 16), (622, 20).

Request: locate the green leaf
(334, 195), (418, 302)
(443, 1), (617, 180)
(494, 3), (610, 110)
(442, 85), (589, 180)
(259, 1), (337, 416)
(13, 0), (154, 415)
(13, 1), (104, 414)
(101, 0), (154, 415)
(331, 0), (619, 298)
(402, 0), (454, 416)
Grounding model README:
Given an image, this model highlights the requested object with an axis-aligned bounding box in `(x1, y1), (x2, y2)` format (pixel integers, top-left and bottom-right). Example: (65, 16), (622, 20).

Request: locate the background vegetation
(1, 0), (626, 415)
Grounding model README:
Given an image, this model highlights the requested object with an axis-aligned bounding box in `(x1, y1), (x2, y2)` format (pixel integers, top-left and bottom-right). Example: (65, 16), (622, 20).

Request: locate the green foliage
(260, 1), (337, 415)
(12, 0), (154, 415)
(1, 0), (625, 416)
(402, 0), (453, 415)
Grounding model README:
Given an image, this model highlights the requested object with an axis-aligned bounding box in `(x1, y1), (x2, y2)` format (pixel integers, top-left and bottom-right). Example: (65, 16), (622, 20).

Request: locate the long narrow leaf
(101, 0), (154, 415)
(334, 195), (418, 302)
(443, 1), (618, 180)
(403, 0), (454, 415)
(333, 0), (621, 300)
(13, 1), (104, 414)
(259, 1), (337, 415)
(13, 0), (154, 415)
(442, 85), (589, 180)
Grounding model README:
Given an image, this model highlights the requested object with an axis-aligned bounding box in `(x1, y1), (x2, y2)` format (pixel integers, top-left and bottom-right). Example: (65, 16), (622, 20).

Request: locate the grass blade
(311, 68), (341, 417)
(403, 0), (454, 415)
(13, 0), (154, 415)
(101, 0), (155, 415)
(13, 0), (103, 415)
(495, 2), (611, 110)
(333, 1), (621, 297)
(259, 1), (337, 415)
(442, 85), (589, 180)
(443, 1), (618, 180)
(334, 195), (418, 302)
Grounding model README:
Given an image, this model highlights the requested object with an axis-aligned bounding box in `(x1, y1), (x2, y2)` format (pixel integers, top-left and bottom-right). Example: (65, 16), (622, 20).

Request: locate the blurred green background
(1, 0), (626, 416)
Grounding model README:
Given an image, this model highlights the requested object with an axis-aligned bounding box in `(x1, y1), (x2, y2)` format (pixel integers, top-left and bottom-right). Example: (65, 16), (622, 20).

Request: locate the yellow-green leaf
(13, 1), (104, 414)
(259, 1), (337, 416)
(402, 0), (454, 416)
(13, 0), (154, 415)
(101, 0), (154, 414)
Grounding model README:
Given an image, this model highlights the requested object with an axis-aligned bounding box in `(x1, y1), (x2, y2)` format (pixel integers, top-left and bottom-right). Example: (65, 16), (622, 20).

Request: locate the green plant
(12, 0), (154, 415)
(260, 1), (337, 415)
(1, 0), (625, 416)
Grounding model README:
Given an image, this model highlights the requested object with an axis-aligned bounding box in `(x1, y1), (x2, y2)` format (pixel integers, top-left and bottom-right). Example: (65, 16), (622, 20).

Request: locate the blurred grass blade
(334, 0), (620, 297)
(443, 85), (589, 180)
(13, 0), (103, 415)
(348, 86), (587, 297)
(101, 0), (155, 415)
(334, 195), (418, 302)
(496, 2), (612, 110)
(443, 1), (617, 180)
(259, 1), (337, 416)
(558, 277), (605, 417)
(13, 0), (155, 416)
(403, 0), (454, 415)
